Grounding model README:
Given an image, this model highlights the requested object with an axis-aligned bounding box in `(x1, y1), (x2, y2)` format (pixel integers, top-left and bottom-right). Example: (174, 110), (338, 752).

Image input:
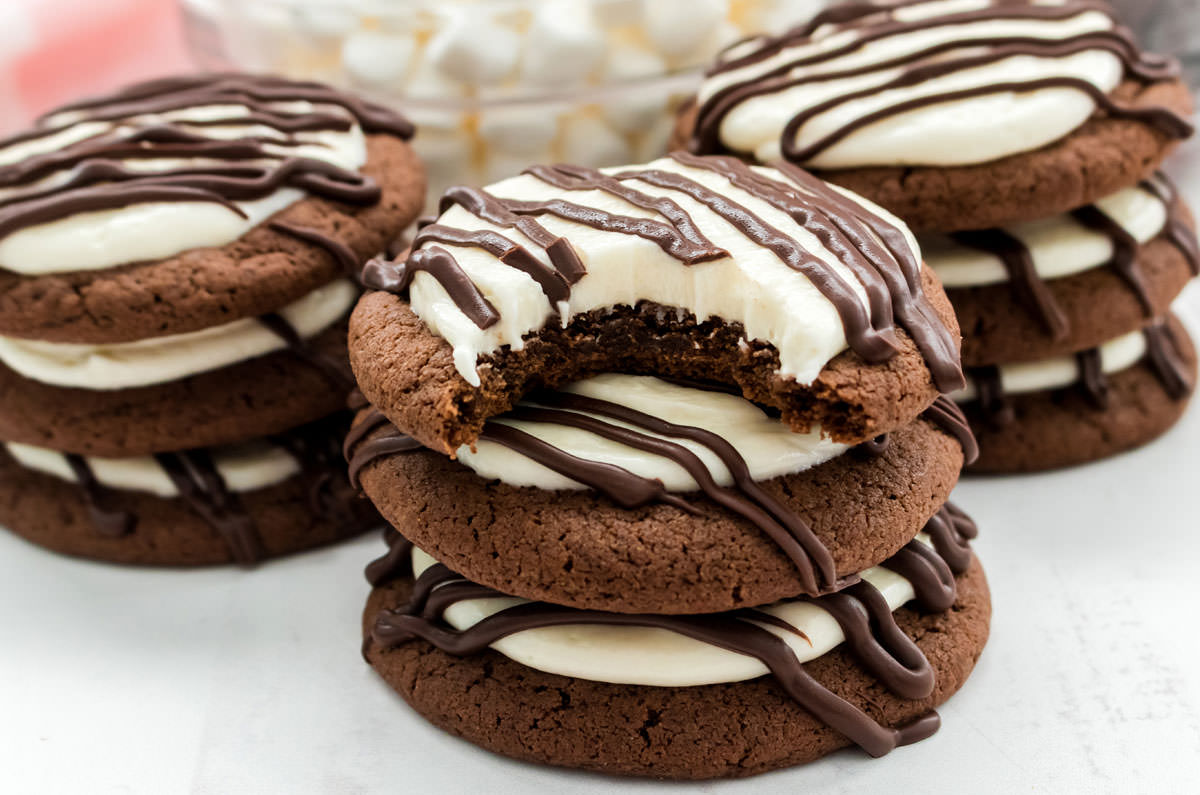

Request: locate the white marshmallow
(478, 106), (560, 155)
(341, 31), (416, 88)
(426, 14), (522, 86)
(518, 4), (606, 87)
(558, 115), (633, 166)
(633, 113), (678, 162)
(600, 44), (670, 133)
(643, 0), (728, 59)
(482, 151), (547, 185)
(592, 0), (643, 28)
(290, 2), (358, 38)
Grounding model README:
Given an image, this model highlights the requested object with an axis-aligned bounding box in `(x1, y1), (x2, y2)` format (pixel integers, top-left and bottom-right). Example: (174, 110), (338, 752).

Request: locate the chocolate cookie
(807, 79), (1193, 233)
(351, 270), (960, 454)
(0, 415), (379, 565)
(0, 136), (424, 343)
(0, 322), (355, 456)
(0, 75), (424, 343)
(351, 403), (967, 614)
(949, 232), (1196, 366)
(362, 553), (990, 779)
(962, 317), (1196, 472)
(677, 1), (1194, 232)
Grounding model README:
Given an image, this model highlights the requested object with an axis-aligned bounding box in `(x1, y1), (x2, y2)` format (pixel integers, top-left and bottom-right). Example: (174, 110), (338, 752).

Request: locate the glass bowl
(180, 0), (825, 200)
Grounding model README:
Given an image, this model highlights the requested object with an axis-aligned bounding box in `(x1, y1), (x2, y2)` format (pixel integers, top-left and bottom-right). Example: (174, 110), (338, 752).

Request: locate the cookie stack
(348, 154), (989, 777)
(678, 0), (1198, 471)
(0, 74), (425, 564)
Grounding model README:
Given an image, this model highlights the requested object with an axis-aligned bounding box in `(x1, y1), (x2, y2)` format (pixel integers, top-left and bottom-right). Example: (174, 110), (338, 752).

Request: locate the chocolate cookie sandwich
(350, 153), (966, 454)
(676, 0), (1194, 232)
(928, 175), (1198, 471)
(347, 156), (990, 777)
(0, 73), (425, 563)
(676, 1), (1199, 471)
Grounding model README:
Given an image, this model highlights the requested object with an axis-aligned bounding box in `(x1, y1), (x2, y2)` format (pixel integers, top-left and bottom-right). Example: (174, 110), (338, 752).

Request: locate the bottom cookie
(961, 316), (1197, 473)
(362, 530), (991, 779)
(0, 414), (378, 565)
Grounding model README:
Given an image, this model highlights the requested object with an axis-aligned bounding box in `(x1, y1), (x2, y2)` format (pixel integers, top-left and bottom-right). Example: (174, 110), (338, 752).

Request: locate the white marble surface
(2, 152), (1200, 794)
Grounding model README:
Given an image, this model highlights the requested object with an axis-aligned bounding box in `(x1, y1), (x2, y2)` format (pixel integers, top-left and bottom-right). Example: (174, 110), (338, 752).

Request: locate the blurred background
(2, 0), (1198, 198)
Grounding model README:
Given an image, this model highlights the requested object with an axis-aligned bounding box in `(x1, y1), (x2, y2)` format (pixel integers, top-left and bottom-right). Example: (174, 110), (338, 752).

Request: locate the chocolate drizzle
(345, 384), (980, 595)
(154, 449), (264, 565)
(62, 413), (367, 565)
(1140, 174), (1200, 277)
(0, 74), (412, 246)
(950, 228), (1069, 340)
(948, 175), (1196, 340)
(257, 311), (356, 392)
(343, 407), (423, 491)
(690, 0), (1192, 163)
(965, 318), (1195, 425)
(269, 221), (364, 280)
(366, 503), (975, 758)
(64, 454), (135, 537)
(368, 153), (964, 392)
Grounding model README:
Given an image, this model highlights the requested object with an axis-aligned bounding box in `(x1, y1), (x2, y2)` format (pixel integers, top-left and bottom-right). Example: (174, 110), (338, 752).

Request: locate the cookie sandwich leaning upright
(677, 0), (1198, 471)
(346, 154), (989, 778)
(0, 74), (425, 564)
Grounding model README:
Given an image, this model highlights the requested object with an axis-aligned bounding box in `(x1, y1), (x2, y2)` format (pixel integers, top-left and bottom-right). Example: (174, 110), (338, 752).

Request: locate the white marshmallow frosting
(409, 537), (929, 687)
(0, 278), (358, 390)
(698, 0), (1126, 168)
(0, 101), (368, 275)
(953, 326), (1148, 401)
(923, 182), (1170, 288)
(408, 156), (921, 387)
(4, 438), (300, 498)
(456, 373), (849, 490)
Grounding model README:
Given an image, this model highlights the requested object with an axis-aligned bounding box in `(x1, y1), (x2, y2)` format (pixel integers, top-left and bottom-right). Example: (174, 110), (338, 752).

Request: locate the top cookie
(0, 73), (424, 343)
(682, 0), (1194, 231)
(349, 153), (964, 454)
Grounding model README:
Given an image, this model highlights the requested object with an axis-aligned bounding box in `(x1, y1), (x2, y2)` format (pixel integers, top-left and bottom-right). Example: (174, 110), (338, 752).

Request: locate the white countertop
(3, 150), (1200, 793)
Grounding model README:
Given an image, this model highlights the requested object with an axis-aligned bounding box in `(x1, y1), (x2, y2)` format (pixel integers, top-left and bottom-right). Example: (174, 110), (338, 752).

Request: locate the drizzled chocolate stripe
(258, 312), (357, 392)
(503, 393), (839, 594)
(64, 454), (135, 537)
(362, 246), (500, 330)
(438, 186), (587, 284)
(413, 225), (570, 304)
(155, 449), (263, 565)
(921, 396), (979, 466)
(966, 319), (1195, 426)
(691, 0), (1191, 163)
(523, 164), (728, 264)
(269, 221), (363, 279)
(950, 228), (1069, 341)
(0, 74), (412, 246)
(1069, 206), (1153, 313)
(1140, 175), (1200, 277)
(345, 387), (979, 594)
(56, 413), (365, 564)
(366, 502), (975, 758)
(948, 175), (1196, 338)
(344, 408), (424, 491)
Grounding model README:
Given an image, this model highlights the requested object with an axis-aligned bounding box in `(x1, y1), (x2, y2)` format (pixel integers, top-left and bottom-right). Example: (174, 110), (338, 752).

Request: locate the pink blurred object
(0, 0), (193, 133)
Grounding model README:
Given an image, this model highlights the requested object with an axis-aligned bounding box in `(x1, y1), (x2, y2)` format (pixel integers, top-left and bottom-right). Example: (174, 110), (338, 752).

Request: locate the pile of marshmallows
(195, 0), (822, 197)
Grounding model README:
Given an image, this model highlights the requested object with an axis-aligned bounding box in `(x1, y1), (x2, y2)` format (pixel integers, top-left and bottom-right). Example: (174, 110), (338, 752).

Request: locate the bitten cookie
(0, 74), (425, 453)
(348, 374), (973, 614)
(0, 414), (378, 565)
(677, 0), (1194, 232)
(350, 153), (965, 454)
(362, 510), (991, 779)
